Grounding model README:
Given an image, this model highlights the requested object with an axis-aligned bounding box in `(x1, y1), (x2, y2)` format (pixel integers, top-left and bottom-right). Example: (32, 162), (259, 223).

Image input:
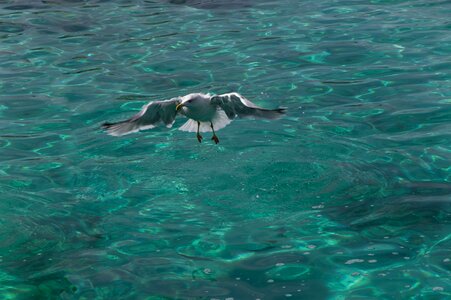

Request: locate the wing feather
(211, 92), (286, 120)
(102, 98), (181, 136)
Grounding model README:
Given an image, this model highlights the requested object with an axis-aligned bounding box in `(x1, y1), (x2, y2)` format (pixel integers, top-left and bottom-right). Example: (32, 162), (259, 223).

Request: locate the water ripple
(0, 0), (450, 298)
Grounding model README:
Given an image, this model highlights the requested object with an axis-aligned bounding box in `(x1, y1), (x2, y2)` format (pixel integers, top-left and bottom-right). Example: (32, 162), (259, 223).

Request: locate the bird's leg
(210, 122), (219, 144)
(196, 121), (203, 143)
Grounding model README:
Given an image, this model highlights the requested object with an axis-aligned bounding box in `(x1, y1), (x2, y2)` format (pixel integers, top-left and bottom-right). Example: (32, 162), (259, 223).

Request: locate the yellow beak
(176, 103), (184, 111)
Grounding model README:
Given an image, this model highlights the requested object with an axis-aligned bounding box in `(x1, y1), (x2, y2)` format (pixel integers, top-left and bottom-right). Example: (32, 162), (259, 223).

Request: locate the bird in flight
(102, 92), (285, 144)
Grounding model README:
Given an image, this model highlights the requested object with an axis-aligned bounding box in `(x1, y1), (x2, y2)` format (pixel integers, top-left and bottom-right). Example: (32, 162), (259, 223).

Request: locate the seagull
(102, 92), (285, 144)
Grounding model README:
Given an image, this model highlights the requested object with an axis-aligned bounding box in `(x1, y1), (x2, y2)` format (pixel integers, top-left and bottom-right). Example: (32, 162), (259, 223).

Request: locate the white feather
(178, 119), (198, 133)
(211, 109), (232, 130)
(179, 109), (231, 133)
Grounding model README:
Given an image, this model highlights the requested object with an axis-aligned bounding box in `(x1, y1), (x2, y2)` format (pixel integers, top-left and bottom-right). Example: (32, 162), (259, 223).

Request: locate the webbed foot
(211, 135), (219, 144)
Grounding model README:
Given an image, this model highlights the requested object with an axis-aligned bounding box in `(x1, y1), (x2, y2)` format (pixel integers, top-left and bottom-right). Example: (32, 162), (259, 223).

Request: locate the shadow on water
(0, 212), (106, 298)
(326, 181), (451, 229)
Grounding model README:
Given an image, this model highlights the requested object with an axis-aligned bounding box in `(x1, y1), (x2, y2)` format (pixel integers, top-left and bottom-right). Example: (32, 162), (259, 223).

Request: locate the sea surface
(1, 0), (450, 299)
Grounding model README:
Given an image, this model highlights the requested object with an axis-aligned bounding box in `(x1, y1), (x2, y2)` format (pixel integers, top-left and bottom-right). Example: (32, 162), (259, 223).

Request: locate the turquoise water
(1, 0), (450, 298)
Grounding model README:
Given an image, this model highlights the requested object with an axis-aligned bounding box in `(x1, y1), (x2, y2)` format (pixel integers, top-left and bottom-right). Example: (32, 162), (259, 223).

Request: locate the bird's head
(176, 93), (207, 111)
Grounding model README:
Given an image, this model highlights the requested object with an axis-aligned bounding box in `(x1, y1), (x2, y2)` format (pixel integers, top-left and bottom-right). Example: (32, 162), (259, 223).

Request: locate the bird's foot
(211, 134), (219, 144)
(197, 134), (203, 143)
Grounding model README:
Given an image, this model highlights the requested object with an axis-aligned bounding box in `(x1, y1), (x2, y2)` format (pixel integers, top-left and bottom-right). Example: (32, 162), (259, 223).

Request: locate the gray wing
(102, 97), (181, 136)
(211, 92), (286, 120)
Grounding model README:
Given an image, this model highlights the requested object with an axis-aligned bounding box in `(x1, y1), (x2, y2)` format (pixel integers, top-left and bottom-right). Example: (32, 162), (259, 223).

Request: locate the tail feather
(178, 110), (232, 133)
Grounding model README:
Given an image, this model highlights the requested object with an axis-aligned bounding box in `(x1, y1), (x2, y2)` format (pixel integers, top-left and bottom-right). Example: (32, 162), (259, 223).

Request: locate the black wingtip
(101, 122), (114, 129)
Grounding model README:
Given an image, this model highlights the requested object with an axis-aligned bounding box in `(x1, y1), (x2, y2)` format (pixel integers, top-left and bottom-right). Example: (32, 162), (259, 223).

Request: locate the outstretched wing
(211, 92), (286, 120)
(102, 98), (181, 136)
